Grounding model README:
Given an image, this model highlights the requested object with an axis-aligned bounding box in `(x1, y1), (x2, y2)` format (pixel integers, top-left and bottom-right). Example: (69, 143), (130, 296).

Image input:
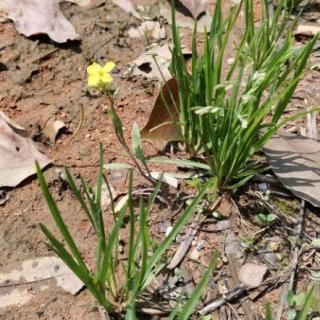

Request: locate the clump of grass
(36, 147), (217, 318)
(169, 0), (317, 190)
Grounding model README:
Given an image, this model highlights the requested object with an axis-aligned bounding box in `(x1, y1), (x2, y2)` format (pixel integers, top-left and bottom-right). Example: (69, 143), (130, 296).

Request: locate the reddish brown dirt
(1, 1), (320, 320)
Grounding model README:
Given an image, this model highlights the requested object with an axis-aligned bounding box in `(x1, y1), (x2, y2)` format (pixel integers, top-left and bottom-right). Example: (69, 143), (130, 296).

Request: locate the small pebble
(190, 248), (201, 260)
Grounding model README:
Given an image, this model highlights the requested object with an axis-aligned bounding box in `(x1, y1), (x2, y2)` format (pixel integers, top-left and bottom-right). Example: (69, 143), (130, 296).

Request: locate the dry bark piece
(2, 0), (78, 43)
(0, 111), (51, 187)
(140, 78), (181, 141)
(264, 131), (320, 207)
(238, 263), (268, 288)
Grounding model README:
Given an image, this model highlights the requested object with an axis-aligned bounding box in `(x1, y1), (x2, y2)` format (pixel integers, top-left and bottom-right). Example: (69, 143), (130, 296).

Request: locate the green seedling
(36, 146), (218, 318)
(166, 0), (318, 190)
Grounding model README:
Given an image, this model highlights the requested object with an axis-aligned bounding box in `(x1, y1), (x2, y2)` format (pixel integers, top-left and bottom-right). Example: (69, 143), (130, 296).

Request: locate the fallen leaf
(128, 21), (166, 41)
(0, 111), (51, 187)
(2, 0), (78, 43)
(141, 78), (181, 141)
(294, 24), (320, 37)
(0, 257), (83, 295)
(111, 0), (141, 19)
(238, 263), (268, 288)
(160, 0), (212, 33)
(178, 0), (207, 18)
(264, 131), (320, 207)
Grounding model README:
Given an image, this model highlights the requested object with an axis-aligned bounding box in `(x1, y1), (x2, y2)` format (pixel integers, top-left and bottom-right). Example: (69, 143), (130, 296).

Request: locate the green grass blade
(36, 163), (88, 270)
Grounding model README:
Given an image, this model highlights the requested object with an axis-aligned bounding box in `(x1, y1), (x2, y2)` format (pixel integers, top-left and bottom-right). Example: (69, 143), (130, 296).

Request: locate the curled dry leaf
(264, 131), (320, 207)
(238, 263), (268, 288)
(43, 119), (66, 144)
(2, 0), (78, 43)
(131, 44), (172, 81)
(0, 111), (51, 188)
(140, 78), (182, 141)
(160, 0), (212, 33)
(130, 43), (191, 81)
(178, 0), (207, 19)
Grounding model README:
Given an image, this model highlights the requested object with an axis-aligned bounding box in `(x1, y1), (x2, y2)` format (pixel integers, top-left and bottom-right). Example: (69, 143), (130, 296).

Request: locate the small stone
(190, 248), (201, 260)
(268, 241), (280, 251)
(238, 263), (268, 288)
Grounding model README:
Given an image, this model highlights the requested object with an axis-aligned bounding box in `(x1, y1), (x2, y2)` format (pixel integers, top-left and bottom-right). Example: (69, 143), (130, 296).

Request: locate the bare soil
(1, 1), (320, 319)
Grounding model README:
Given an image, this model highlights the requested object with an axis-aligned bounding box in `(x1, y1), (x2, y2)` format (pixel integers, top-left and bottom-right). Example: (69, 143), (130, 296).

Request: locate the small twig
(198, 287), (245, 315)
(226, 302), (242, 320)
(230, 197), (250, 231)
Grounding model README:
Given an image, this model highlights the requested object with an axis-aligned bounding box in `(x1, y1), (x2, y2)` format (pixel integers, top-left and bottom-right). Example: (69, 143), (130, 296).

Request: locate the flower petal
(102, 61), (115, 73)
(87, 63), (102, 75)
(87, 74), (100, 87)
(101, 73), (113, 83)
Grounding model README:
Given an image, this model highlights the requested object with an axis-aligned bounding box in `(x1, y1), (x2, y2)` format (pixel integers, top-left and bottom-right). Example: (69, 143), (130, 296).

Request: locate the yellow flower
(87, 62), (115, 87)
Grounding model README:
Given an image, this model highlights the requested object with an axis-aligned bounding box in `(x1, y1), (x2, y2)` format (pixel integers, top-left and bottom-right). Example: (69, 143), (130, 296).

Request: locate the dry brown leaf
(264, 131), (320, 207)
(2, 0), (78, 43)
(238, 263), (268, 288)
(0, 111), (51, 187)
(140, 78), (182, 141)
(178, 0), (207, 18)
